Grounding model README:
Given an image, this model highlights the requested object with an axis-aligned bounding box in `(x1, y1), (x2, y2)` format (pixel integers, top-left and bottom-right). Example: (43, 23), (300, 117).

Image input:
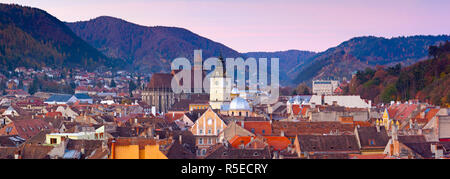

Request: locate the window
(5, 127), (12, 134)
(251, 128), (255, 133)
(50, 138), (57, 144)
(369, 139), (376, 145)
(262, 130), (265, 134)
(207, 119), (213, 125)
(201, 149), (207, 156)
(208, 129), (212, 134)
(208, 138), (212, 144)
(199, 138), (203, 144)
(199, 129), (203, 134)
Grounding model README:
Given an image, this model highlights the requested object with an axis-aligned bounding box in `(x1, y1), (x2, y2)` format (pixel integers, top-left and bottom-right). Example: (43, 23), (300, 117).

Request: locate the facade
(108, 138), (169, 159)
(209, 56), (231, 109)
(312, 80), (339, 95)
(190, 107), (227, 156)
(141, 73), (176, 114)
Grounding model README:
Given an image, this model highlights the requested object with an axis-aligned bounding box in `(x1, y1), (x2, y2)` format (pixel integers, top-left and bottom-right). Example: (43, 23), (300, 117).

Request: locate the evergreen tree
(110, 80), (116, 88)
(28, 76), (39, 95)
(128, 80), (137, 96)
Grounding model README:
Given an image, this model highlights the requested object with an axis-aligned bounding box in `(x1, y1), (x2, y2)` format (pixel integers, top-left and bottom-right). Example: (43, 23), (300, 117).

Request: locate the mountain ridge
(0, 4), (125, 71)
(66, 16), (242, 73)
(291, 35), (450, 85)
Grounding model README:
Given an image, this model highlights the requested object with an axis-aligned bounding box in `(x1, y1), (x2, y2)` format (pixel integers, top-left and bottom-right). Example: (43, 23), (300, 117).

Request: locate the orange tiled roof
(45, 112), (62, 118)
(164, 113), (184, 122)
(292, 105), (301, 115)
(229, 136), (290, 151)
(236, 121), (272, 136)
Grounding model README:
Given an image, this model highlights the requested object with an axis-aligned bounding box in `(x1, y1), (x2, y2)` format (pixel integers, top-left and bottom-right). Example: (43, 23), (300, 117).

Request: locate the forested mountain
(347, 41), (450, 106)
(0, 4), (124, 71)
(243, 50), (316, 85)
(66, 16), (241, 73)
(292, 35), (450, 85)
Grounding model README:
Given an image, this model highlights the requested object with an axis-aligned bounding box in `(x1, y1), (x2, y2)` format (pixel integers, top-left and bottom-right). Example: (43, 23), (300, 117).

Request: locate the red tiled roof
(164, 113), (184, 122)
(0, 119), (53, 139)
(147, 73), (173, 89)
(292, 105), (301, 115)
(229, 136), (290, 151)
(236, 121), (272, 136)
(45, 112), (62, 118)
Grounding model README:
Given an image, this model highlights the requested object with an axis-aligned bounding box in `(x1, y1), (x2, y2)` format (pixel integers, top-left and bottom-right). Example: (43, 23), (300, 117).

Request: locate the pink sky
(4, 0), (450, 52)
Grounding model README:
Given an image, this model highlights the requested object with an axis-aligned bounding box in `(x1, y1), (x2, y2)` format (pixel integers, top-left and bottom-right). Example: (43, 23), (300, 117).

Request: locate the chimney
(179, 135), (182, 145)
(241, 121), (244, 128)
(280, 130), (285, 137)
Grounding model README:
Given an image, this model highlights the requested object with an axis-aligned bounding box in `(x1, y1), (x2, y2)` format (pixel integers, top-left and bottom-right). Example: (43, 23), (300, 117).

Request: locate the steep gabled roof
(296, 135), (360, 153)
(45, 94), (72, 103)
(356, 126), (389, 148)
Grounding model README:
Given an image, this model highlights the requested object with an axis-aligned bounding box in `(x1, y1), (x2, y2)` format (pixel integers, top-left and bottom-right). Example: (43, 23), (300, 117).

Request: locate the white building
(308, 95), (371, 108)
(312, 80), (339, 95)
(209, 56), (231, 109)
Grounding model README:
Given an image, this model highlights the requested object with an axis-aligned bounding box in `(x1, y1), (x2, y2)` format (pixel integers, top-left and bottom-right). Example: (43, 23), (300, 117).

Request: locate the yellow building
(109, 138), (169, 159)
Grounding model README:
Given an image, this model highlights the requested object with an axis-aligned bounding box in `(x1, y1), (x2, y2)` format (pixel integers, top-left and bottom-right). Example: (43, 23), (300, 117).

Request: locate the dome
(231, 87), (239, 94)
(229, 97), (251, 111)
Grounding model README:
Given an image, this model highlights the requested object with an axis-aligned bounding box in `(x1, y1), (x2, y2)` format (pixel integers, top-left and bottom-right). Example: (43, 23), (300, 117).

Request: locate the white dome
(231, 87), (239, 94)
(229, 97), (251, 111)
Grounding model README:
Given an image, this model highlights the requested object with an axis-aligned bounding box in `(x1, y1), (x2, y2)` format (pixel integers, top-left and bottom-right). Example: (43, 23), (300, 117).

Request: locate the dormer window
(369, 139), (376, 145)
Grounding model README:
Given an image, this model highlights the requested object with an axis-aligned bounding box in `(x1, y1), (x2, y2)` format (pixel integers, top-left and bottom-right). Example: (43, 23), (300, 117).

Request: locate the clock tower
(209, 56), (231, 109)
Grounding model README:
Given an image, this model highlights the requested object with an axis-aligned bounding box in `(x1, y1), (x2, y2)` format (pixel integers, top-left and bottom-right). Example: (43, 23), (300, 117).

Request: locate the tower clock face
(207, 118), (213, 125)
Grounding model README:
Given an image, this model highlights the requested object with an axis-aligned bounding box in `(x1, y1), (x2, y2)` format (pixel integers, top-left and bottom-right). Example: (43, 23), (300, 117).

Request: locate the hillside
(243, 50), (316, 85)
(0, 4), (124, 71)
(292, 35), (450, 85)
(347, 41), (450, 106)
(66, 16), (241, 73)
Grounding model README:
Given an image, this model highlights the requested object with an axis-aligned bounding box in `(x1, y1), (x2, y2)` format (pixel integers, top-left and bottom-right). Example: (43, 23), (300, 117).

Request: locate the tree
(137, 76), (142, 89)
(110, 80), (116, 88)
(428, 45), (438, 59)
(381, 84), (398, 103)
(28, 76), (39, 95)
(96, 81), (103, 88)
(295, 83), (311, 95)
(18, 80), (23, 90)
(128, 80), (137, 97)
